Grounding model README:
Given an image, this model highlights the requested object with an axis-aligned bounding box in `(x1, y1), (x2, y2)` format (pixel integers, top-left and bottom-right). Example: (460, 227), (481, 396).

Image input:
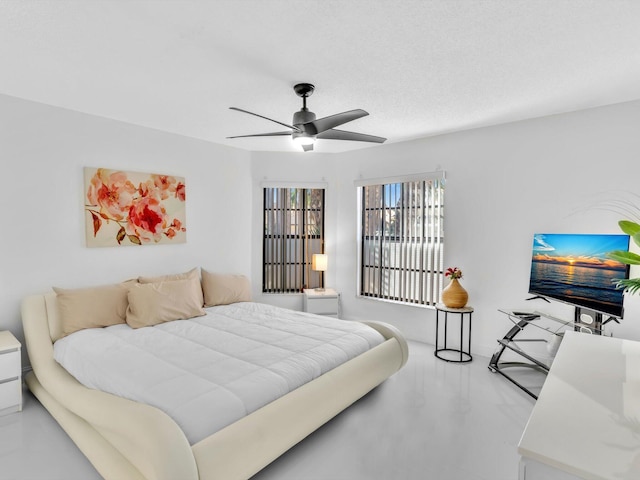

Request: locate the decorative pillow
(138, 267), (199, 284)
(126, 278), (206, 328)
(138, 267), (204, 306)
(52, 283), (129, 340)
(201, 269), (251, 307)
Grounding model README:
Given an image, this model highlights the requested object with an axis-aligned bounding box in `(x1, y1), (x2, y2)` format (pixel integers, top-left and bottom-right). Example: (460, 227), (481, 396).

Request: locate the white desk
(518, 331), (640, 480)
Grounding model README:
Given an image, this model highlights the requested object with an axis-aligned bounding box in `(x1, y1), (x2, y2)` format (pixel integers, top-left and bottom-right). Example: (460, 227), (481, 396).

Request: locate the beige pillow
(138, 267), (199, 284)
(52, 283), (129, 340)
(126, 278), (206, 328)
(138, 268), (203, 306)
(201, 269), (251, 307)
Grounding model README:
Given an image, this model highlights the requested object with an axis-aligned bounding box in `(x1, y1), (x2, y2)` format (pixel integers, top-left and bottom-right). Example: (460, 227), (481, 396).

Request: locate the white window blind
(263, 187), (325, 293)
(357, 172), (445, 306)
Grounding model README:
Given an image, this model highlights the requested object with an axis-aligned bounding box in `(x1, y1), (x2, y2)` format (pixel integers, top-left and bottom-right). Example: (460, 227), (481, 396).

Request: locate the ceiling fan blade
(302, 144), (314, 152)
(317, 128), (387, 143)
(226, 131), (292, 139)
(229, 107), (301, 132)
(304, 109), (369, 135)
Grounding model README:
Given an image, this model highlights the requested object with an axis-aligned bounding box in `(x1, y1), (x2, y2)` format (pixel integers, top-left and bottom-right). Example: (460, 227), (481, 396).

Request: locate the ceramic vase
(442, 278), (468, 308)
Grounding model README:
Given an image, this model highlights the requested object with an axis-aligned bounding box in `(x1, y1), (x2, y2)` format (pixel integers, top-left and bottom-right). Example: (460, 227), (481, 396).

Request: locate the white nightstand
(0, 331), (22, 416)
(303, 288), (341, 318)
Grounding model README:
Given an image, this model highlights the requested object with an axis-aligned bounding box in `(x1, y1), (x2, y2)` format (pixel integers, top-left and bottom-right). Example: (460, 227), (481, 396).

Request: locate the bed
(21, 289), (408, 480)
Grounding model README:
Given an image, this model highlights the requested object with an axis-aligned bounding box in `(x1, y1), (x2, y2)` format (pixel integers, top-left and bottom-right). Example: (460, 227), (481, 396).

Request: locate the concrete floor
(0, 341), (537, 480)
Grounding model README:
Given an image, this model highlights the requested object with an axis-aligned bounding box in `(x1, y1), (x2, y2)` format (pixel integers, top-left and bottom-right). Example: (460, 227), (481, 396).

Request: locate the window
(358, 173), (444, 306)
(263, 187), (325, 293)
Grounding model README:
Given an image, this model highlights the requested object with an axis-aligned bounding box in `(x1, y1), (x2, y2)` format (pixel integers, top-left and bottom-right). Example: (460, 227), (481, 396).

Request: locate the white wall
(0, 94), (252, 365)
(3, 93), (639, 364)
(252, 100), (640, 357)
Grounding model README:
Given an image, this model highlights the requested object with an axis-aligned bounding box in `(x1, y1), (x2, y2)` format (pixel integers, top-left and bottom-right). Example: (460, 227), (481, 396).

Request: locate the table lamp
(312, 253), (327, 292)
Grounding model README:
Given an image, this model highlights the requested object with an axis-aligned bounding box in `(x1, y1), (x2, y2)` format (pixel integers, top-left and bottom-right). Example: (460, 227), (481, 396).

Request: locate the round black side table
(434, 303), (473, 363)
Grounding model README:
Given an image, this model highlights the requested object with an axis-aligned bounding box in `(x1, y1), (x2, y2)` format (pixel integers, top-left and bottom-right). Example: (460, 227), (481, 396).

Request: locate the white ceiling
(2, 1), (640, 154)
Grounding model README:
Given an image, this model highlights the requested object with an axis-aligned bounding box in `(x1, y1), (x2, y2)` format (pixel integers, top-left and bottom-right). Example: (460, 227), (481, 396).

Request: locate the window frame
(262, 185), (326, 294)
(356, 172), (445, 308)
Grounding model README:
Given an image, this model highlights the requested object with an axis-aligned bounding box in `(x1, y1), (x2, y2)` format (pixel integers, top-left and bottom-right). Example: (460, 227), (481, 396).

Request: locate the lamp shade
(312, 253), (328, 272)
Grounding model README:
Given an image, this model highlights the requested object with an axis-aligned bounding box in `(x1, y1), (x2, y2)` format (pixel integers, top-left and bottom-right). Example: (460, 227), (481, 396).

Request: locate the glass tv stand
(488, 310), (583, 399)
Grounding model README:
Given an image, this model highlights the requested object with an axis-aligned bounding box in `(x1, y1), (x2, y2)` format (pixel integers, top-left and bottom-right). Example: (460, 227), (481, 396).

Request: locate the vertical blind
(358, 174), (445, 306)
(263, 187), (325, 293)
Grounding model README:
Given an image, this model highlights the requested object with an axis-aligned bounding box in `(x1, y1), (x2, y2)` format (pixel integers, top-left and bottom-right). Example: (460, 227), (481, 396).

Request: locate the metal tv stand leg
(488, 316), (548, 399)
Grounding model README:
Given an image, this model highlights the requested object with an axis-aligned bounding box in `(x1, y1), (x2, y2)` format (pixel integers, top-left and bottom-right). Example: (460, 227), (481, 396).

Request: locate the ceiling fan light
(292, 134), (316, 146)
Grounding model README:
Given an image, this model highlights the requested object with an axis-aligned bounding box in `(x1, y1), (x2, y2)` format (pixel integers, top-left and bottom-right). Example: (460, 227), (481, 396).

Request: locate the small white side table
(0, 331), (22, 416)
(303, 288), (340, 318)
(434, 303), (473, 363)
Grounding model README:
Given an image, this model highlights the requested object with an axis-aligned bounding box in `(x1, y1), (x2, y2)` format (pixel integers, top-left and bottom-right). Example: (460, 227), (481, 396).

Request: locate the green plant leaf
(633, 232), (640, 249)
(619, 220), (640, 236)
(615, 278), (640, 295)
(607, 250), (640, 265)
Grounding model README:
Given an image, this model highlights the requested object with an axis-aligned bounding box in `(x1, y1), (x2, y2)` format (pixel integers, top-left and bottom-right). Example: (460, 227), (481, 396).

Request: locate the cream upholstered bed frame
(22, 293), (409, 480)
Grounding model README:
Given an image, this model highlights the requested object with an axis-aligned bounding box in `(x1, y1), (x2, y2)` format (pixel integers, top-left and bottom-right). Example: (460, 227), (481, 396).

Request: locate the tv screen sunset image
(529, 233), (630, 316)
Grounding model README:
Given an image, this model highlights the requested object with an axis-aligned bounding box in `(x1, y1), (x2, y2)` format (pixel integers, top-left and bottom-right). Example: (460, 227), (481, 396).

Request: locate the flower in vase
(445, 267), (463, 280)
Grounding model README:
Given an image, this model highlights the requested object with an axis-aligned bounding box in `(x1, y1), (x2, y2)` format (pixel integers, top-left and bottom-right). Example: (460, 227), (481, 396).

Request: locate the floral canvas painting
(84, 167), (186, 247)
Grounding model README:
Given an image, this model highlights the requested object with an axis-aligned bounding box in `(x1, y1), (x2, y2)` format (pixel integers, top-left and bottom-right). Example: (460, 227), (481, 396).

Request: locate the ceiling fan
(227, 83), (386, 152)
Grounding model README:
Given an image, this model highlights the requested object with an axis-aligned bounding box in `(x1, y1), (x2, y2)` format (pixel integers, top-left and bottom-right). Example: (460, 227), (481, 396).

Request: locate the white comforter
(53, 302), (385, 444)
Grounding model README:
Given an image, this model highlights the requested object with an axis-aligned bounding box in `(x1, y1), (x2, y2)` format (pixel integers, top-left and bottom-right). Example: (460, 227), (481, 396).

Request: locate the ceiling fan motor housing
(291, 108), (318, 138)
(293, 108), (316, 133)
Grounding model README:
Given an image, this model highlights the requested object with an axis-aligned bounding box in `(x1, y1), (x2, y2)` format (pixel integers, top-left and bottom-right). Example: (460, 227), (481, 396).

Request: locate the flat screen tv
(529, 233), (630, 318)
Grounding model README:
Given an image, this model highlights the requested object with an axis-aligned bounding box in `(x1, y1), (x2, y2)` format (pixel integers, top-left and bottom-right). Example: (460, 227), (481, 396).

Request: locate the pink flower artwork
(84, 167), (187, 247)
